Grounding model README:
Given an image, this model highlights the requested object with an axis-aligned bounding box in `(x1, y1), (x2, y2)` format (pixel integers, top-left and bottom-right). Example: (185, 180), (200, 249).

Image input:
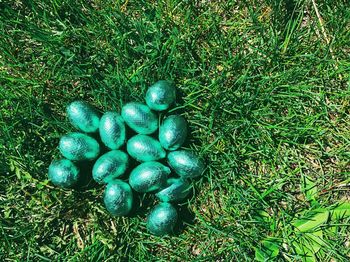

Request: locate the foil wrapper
(147, 203), (178, 236)
(48, 159), (80, 188)
(59, 132), (100, 161)
(129, 162), (170, 193)
(145, 80), (176, 111)
(167, 150), (205, 178)
(156, 178), (191, 202)
(103, 180), (133, 216)
(127, 134), (166, 162)
(121, 102), (158, 134)
(99, 112), (126, 150)
(92, 150), (129, 184)
(159, 115), (187, 151)
(67, 101), (100, 133)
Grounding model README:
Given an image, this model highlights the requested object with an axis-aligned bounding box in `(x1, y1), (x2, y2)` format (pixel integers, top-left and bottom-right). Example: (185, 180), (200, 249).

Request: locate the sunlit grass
(1, 0), (349, 260)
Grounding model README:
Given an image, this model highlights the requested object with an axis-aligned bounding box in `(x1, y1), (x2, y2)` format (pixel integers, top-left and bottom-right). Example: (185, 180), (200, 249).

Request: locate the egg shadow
(73, 160), (97, 190)
(128, 192), (156, 218)
(173, 204), (196, 235)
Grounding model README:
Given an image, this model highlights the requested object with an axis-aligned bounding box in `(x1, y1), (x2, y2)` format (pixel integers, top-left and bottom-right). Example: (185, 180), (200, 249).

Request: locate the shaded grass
(1, 0), (349, 260)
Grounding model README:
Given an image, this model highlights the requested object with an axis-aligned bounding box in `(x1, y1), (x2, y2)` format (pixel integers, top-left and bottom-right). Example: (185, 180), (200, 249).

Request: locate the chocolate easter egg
(147, 203), (178, 236)
(99, 112), (126, 150)
(127, 135), (166, 162)
(67, 101), (100, 133)
(129, 162), (170, 192)
(59, 132), (100, 161)
(145, 80), (176, 111)
(103, 180), (133, 216)
(92, 150), (129, 184)
(121, 102), (158, 134)
(159, 115), (187, 151)
(167, 150), (205, 178)
(156, 178), (191, 202)
(48, 159), (80, 188)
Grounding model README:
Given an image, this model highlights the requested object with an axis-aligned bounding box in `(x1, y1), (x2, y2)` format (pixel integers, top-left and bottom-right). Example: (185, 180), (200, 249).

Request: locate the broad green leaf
(304, 230), (324, 253)
(301, 175), (317, 203)
(293, 210), (329, 232)
(255, 237), (280, 261)
(292, 230), (324, 261)
(262, 238), (279, 257)
(330, 202), (350, 220)
(293, 239), (317, 262)
(255, 247), (266, 262)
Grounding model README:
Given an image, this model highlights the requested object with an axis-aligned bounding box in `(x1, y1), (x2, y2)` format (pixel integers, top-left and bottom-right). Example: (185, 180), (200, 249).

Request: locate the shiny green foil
(145, 80), (176, 111)
(156, 178), (191, 202)
(129, 162), (170, 192)
(67, 101), (100, 133)
(92, 150), (129, 184)
(103, 180), (133, 216)
(127, 135), (166, 162)
(147, 203), (178, 236)
(99, 112), (126, 150)
(167, 150), (205, 178)
(59, 132), (100, 161)
(48, 159), (80, 188)
(159, 115), (187, 151)
(121, 102), (158, 134)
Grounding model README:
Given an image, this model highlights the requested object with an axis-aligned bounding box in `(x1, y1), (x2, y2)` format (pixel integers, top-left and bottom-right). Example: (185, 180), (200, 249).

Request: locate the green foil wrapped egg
(67, 101), (100, 133)
(59, 132), (100, 161)
(145, 80), (176, 111)
(99, 112), (126, 150)
(156, 178), (191, 202)
(129, 162), (170, 192)
(103, 180), (133, 216)
(147, 203), (178, 236)
(121, 102), (158, 134)
(92, 150), (129, 184)
(159, 115), (187, 151)
(48, 159), (80, 188)
(127, 135), (166, 162)
(167, 150), (205, 179)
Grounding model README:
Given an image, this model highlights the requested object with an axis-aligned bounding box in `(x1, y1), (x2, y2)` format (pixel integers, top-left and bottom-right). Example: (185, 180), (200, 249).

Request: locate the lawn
(1, 0), (350, 261)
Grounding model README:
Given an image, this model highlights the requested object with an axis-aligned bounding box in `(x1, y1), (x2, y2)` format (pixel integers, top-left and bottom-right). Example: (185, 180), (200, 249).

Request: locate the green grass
(1, 0), (350, 260)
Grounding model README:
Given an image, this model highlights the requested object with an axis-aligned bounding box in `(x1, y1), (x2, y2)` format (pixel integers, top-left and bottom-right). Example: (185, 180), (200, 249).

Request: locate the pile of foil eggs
(48, 80), (205, 236)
